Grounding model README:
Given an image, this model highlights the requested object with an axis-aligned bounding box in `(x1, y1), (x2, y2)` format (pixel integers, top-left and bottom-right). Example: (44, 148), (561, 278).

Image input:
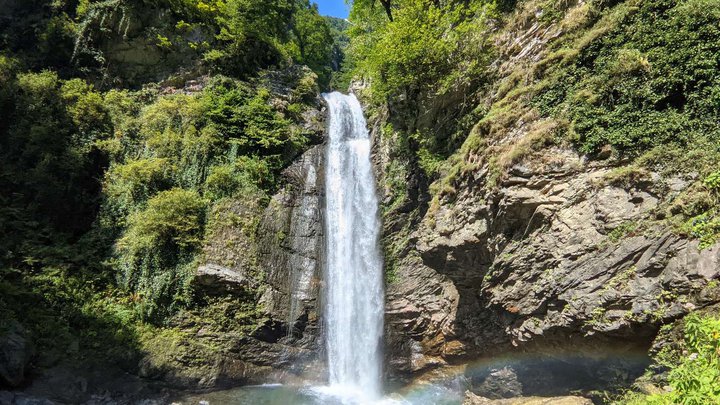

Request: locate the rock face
(0, 321), (30, 387)
(70, 1), (213, 86)
(173, 144), (326, 388)
(380, 133), (720, 389)
(194, 264), (254, 294)
(370, 0), (720, 397)
(259, 144), (325, 349)
(123, 94), (327, 392)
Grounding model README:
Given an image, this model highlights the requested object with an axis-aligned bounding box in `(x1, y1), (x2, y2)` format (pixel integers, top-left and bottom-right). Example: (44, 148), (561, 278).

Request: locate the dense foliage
(347, 0), (501, 202)
(0, 0), (332, 376)
(1, 0), (337, 87)
(535, 0), (720, 157)
(350, 0), (496, 100)
(100, 71), (318, 319)
(619, 314), (720, 405)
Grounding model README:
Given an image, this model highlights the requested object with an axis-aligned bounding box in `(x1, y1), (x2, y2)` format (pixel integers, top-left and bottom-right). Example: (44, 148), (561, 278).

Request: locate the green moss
(683, 214), (720, 250)
(383, 230), (411, 285)
(608, 221), (640, 243)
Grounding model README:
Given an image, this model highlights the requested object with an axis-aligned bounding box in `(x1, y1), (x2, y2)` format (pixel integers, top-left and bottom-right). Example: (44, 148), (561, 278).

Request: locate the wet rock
(475, 367), (522, 399)
(464, 391), (593, 405)
(258, 145), (325, 347)
(0, 391), (14, 403)
(0, 321), (30, 387)
(11, 395), (57, 405)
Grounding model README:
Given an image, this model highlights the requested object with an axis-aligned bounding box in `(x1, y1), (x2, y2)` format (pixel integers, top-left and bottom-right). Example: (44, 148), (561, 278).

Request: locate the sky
(313, 0), (350, 19)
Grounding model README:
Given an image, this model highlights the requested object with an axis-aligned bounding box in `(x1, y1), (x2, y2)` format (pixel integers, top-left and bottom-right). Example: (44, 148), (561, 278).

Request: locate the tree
(289, 1), (334, 84)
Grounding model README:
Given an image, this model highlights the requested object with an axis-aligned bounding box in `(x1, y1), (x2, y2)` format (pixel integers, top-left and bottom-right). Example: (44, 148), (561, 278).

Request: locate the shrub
(60, 78), (109, 136)
(104, 158), (175, 219)
(204, 156), (272, 200)
(618, 314), (720, 405)
(704, 171), (720, 193)
(16, 70), (60, 97)
(117, 188), (205, 318)
(119, 188), (205, 255)
(684, 214), (720, 250)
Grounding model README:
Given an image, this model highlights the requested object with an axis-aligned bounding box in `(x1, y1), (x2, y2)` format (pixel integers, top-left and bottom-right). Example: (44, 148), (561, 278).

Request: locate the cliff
(361, 0), (720, 398)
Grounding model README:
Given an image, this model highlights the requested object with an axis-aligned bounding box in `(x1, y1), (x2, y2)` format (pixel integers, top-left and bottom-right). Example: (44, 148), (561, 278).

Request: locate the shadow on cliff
(462, 347), (651, 399)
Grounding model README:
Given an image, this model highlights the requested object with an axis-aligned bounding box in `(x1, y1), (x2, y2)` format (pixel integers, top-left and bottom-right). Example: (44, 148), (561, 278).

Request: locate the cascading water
(322, 92), (384, 401)
(174, 94), (465, 405)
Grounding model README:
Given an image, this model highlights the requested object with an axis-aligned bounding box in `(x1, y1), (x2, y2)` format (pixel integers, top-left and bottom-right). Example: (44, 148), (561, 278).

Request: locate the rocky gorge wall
(212, 59), (720, 397)
(378, 135), (720, 391)
(362, 0), (720, 398)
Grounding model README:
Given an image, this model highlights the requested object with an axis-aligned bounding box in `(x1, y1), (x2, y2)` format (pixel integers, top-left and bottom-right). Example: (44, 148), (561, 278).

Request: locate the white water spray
(323, 92), (384, 400)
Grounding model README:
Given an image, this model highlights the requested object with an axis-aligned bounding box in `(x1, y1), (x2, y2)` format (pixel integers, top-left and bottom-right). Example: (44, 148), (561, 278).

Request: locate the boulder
(0, 321), (30, 387)
(194, 263), (252, 294)
(464, 391), (593, 405)
(475, 367), (523, 399)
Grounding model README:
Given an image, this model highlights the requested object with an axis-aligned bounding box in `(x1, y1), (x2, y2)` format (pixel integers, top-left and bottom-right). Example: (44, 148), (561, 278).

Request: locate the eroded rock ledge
(381, 143), (720, 382)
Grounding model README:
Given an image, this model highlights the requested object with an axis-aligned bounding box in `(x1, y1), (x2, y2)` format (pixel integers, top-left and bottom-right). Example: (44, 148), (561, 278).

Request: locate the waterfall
(323, 92), (384, 399)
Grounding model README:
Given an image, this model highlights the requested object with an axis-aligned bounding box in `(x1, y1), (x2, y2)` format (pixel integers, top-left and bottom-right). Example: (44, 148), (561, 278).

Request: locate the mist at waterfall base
(175, 349), (652, 404)
(175, 351), (651, 404)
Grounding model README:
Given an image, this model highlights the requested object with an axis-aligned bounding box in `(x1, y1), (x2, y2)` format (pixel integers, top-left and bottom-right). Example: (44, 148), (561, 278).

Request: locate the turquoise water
(176, 383), (464, 405)
(173, 351), (651, 404)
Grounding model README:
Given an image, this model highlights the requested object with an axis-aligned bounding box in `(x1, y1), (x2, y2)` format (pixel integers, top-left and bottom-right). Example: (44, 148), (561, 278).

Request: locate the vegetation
(534, 0), (720, 157)
(350, 0), (720, 244)
(682, 170), (720, 249)
(617, 314), (720, 405)
(350, 0), (496, 100)
(349, 0), (498, 160)
(1, 0), (339, 87)
(2, 0), (720, 400)
(0, 0), (336, 379)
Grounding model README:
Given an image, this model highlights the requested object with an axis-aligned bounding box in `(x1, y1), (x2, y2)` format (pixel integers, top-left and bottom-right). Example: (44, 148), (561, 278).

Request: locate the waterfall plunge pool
(175, 383), (464, 405)
(170, 347), (651, 404)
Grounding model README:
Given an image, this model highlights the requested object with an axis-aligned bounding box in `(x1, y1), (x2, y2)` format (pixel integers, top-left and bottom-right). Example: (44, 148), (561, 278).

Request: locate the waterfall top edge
(322, 91), (361, 102)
